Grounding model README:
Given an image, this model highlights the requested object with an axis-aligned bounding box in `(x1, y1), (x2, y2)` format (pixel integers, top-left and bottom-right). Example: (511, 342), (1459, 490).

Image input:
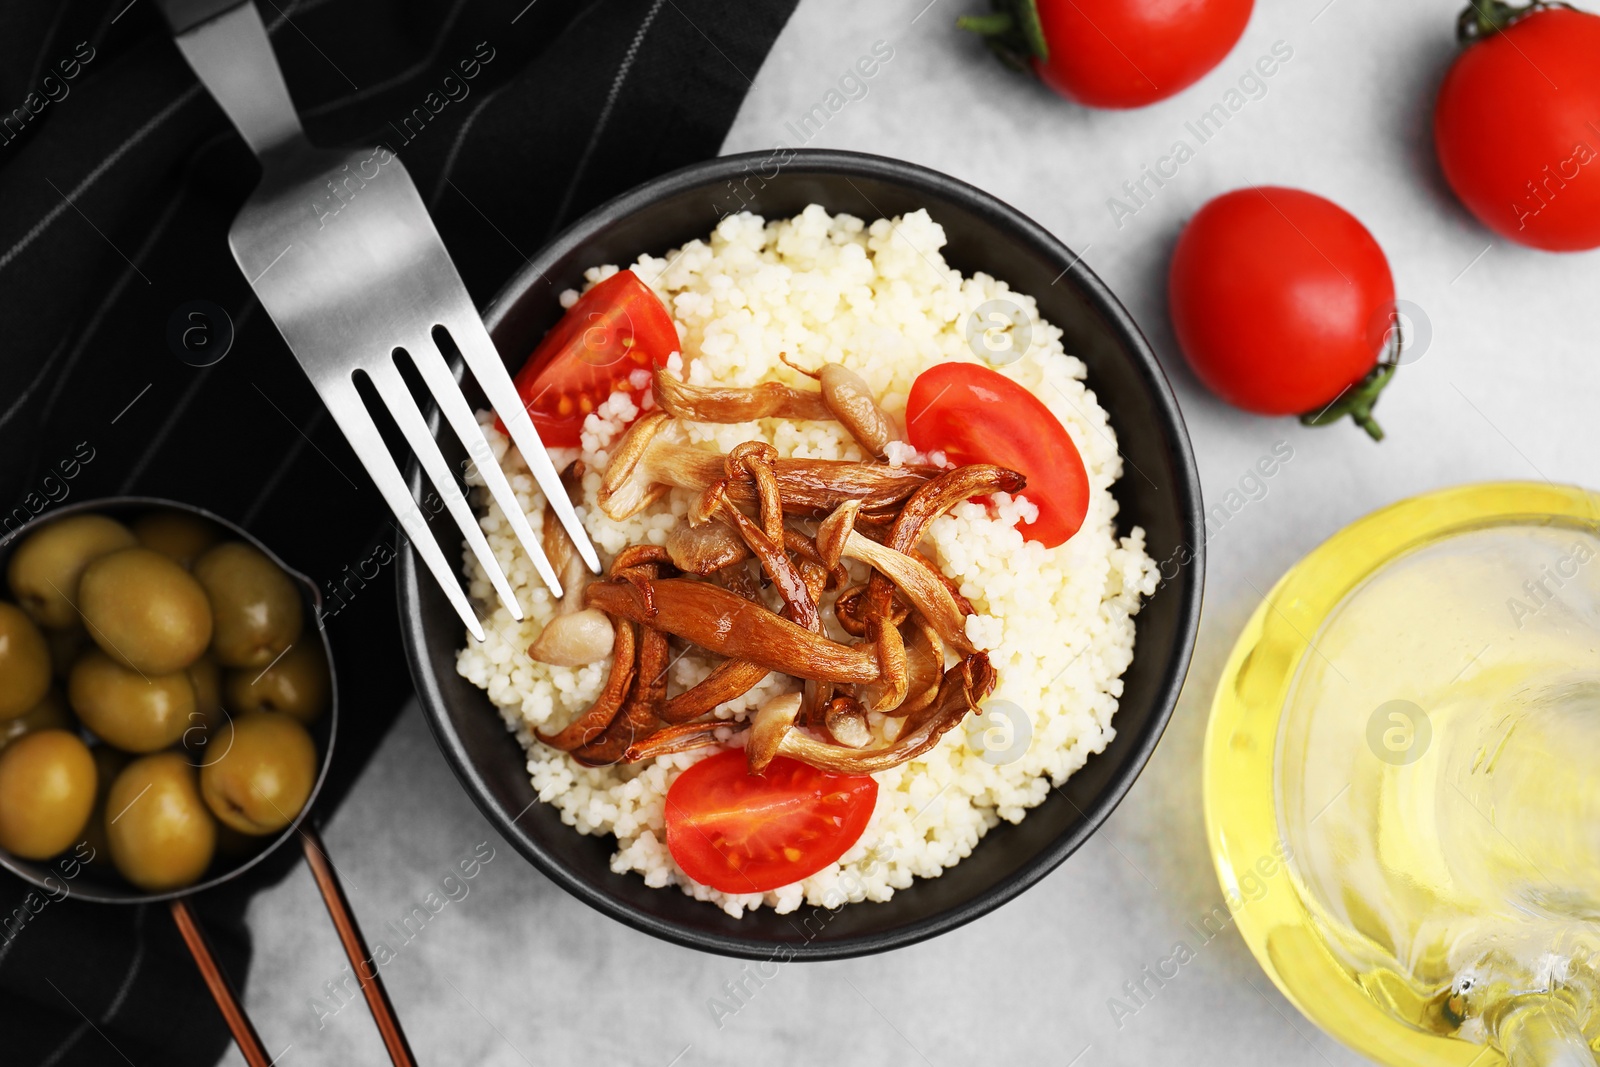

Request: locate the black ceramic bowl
(400, 150), (1203, 960)
(0, 496), (338, 904)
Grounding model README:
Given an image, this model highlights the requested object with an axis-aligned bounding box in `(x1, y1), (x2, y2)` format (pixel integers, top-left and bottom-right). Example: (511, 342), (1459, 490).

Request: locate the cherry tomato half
(1434, 4), (1600, 252)
(664, 750), (877, 894)
(504, 270), (679, 447)
(905, 361), (1089, 548)
(1168, 186), (1398, 439)
(963, 0), (1255, 109)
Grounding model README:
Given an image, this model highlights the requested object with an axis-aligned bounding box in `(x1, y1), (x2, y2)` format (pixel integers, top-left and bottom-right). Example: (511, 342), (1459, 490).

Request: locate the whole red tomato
(961, 0), (1255, 109)
(1434, 2), (1600, 251)
(1168, 187), (1399, 439)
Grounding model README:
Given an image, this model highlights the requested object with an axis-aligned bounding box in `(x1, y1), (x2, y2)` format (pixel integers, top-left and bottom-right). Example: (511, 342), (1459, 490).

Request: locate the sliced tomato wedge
(905, 361), (1090, 548)
(501, 269), (679, 447)
(663, 749), (877, 894)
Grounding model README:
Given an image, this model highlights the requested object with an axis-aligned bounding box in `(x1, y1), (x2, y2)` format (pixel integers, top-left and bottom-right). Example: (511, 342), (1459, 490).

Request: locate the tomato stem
(957, 12), (1014, 35)
(1299, 362), (1397, 442)
(1297, 305), (1408, 441)
(958, 0), (1048, 71)
(1456, 0), (1567, 43)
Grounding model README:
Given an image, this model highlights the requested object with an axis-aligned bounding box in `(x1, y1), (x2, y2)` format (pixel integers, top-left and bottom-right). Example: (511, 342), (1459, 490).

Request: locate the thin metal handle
(162, 0), (306, 157)
(170, 898), (273, 1067)
(301, 826), (418, 1067)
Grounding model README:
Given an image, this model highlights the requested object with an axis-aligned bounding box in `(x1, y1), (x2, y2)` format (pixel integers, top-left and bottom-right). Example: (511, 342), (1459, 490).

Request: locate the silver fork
(155, 0), (600, 641)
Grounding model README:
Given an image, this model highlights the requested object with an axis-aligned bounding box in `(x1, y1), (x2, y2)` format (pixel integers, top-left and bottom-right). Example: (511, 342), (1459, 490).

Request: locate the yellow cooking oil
(1205, 484), (1600, 1067)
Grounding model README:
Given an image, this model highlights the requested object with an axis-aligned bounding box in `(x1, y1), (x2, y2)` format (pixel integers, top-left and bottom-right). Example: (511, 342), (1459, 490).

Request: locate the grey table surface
(223, 0), (1600, 1064)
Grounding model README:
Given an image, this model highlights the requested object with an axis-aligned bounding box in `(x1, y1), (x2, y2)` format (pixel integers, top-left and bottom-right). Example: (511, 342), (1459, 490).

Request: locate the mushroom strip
(781, 530), (850, 590)
(747, 653), (997, 774)
(529, 462), (616, 666)
(584, 578), (883, 684)
(665, 520), (748, 575)
(900, 616), (946, 719)
(656, 565), (776, 724)
(887, 463), (1028, 552)
(832, 582), (907, 638)
(779, 355), (901, 459)
(822, 695), (873, 748)
(539, 460), (585, 581)
(600, 413), (935, 520)
(868, 617), (908, 714)
(621, 720), (725, 762)
(708, 489), (818, 632)
(658, 529), (830, 725)
(817, 501), (978, 656)
(572, 549), (673, 766)
(653, 369), (833, 423)
(572, 626), (670, 767)
(537, 542), (674, 751)
(658, 658), (772, 724)
(658, 365), (901, 460)
(663, 521), (853, 586)
(717, 558), (763, 603)
(818, 363), (899, 459)
(535, 619), (637, 751)
(866, 464), (1026, 621)
(725, 441), (784, 543)
(851, 467), (1018, 714)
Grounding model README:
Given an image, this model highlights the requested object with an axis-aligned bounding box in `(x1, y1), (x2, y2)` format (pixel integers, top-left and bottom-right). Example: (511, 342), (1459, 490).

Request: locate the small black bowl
(0, 496), (338, 904)
(399, 150), (1204, 960)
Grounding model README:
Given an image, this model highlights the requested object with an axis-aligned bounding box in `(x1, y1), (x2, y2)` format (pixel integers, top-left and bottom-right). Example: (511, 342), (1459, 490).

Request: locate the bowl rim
(400, 148), (1205, 959)
(0, 495), (339, 905)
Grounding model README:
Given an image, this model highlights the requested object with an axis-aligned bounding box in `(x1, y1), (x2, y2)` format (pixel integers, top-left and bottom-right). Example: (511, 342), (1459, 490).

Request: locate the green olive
(6, 514), (136, 629)
(131, 510), (223, 569)
(69, 649), (195, 753)
(223, 642), (330, 724)
(0, 730), (96, 859)
(0, 689), (75, 751)
(79, 548), (212, 674)
(193, 543), (303, 669)
(105, 753), (216, 891)
(200, 712), (316, 835)
(0, 602), (51, 720)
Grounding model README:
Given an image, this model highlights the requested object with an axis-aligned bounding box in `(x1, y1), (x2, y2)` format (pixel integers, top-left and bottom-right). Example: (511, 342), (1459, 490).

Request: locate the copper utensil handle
(169, 897), (273, 1067)
(301, 826), (418, 1067)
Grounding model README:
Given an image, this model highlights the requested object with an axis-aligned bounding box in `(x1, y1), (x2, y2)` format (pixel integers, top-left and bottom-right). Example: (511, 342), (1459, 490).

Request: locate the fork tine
(313, 378), (486, 642)
(402, 343), (571, 600)
(365, 358), (542, 615)
(440, 315), (603, 575)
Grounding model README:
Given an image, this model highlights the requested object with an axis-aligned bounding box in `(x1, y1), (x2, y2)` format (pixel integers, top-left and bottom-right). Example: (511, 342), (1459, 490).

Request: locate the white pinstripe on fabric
(542, 0), (668, 241)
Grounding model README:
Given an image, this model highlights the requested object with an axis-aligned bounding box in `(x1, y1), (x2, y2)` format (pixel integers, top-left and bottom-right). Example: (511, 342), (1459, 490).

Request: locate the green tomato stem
(1299, 362), (1397, 442)
(956, 12), (1015, 35)
(1456, 0), (1566, 43)
(958, 0), (1048, 70)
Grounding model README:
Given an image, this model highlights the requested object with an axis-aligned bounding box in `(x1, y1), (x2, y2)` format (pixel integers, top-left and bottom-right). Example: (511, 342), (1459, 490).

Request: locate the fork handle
(156, 0), (306, 157)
